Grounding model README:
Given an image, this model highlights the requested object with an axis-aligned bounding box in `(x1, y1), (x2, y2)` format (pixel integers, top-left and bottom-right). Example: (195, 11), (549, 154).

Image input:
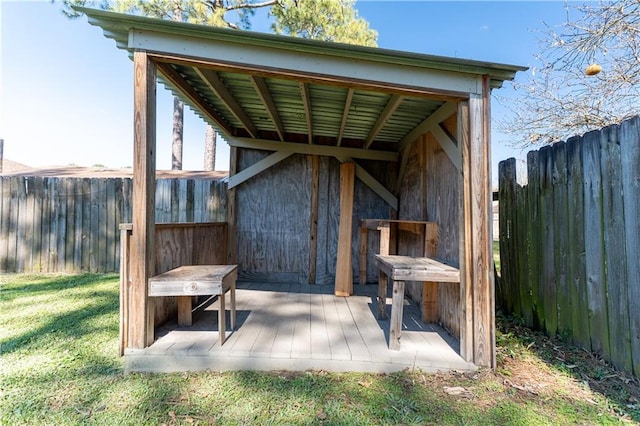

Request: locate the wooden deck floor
(125, 282), (477, 373)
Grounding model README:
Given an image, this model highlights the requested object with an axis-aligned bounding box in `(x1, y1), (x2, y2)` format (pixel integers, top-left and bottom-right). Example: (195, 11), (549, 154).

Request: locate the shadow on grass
(496, 312), (640, 422)
(0, 273), (117, 301)
(0, 274), (119, 356)
(224, 369), (544, 425)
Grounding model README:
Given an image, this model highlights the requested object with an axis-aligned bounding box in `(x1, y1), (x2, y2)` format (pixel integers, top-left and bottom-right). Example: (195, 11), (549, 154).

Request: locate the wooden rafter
(195, 68), (258, 138)
(365, 94), (403, 149)
(337, 88), (354, 147)
(156, 62), (233, 136)
(299, 82), (313, 144)
(250, 76), (285, 141)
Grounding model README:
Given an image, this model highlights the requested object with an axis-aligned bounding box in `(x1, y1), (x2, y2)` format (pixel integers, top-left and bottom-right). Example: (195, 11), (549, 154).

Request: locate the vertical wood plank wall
(397, 121), (461, 339)
(0, 176), (227, 273)
(235, 148), (393, 285)
(498, 117), (640, 378)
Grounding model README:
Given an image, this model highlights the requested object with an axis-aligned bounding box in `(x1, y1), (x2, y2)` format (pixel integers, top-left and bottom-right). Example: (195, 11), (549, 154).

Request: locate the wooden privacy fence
(498, 116), (640, 377)
(0, 176), (227, 273)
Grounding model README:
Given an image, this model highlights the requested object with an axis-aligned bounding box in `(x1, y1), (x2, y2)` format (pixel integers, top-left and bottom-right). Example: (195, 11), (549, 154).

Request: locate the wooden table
(359, 219), (438, 285)
(149, 264), (237, 345)
(376, 255), (460, 350)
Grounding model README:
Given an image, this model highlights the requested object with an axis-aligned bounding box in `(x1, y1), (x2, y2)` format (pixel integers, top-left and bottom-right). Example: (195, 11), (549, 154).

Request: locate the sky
(1, 0), (571, 181)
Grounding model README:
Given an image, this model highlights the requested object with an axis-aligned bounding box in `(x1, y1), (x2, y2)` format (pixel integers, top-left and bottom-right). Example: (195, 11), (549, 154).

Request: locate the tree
(61, 0), (377, 168)
(499, 0), (640, 146)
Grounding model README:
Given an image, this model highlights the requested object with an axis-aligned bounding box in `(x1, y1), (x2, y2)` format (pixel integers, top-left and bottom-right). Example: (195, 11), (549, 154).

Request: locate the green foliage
(60, 0), (378, 46)
(1, 274), (637, 424)
(271, 0), (377, 46)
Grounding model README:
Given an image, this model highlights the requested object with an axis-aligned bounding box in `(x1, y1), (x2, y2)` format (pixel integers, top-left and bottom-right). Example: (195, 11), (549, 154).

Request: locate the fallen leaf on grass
(444, 386), (472, 397)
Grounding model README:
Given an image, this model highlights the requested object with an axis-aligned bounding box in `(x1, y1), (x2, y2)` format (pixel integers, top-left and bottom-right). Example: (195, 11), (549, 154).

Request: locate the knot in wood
(184, 282), (199, 293)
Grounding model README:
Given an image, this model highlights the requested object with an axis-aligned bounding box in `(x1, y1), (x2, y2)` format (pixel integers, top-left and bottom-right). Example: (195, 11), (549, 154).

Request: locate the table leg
(230, 282), (236, 330)
(390, 280), (405, 350)
(177, 296), (192, 327)
(377, 269), (388, 319)
(219, 291), (226, 345)
(359, 227), (368, 285)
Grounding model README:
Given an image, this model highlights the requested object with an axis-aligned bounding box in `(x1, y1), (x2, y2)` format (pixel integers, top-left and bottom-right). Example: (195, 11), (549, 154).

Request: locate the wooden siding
(0, 176), (226, 273)
(235, 149), (394, 285)
(119, 221), (228, 348)
(498, 117), (640, 378)
(397, 128), (461, 339)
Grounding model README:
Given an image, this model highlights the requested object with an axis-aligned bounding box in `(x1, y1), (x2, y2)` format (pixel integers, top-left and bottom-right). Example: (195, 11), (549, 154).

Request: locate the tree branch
(225, 0), (279, 12)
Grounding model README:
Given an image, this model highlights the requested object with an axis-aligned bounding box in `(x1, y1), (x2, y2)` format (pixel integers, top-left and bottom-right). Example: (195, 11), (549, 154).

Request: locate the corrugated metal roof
(76, 7), (526, 153)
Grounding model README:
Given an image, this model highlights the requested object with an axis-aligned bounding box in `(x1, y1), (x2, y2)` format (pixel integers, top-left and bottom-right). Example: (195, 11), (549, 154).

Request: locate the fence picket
(0, 176), (226, 274)
(499, 117), (640, 377)
(620, 117), (640, 376)
(565, 136), (589, 348)
(552, 142), (570, 335)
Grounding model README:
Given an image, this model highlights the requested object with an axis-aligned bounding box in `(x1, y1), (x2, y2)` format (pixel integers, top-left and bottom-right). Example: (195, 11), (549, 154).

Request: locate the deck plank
(127, 283), (476, 373)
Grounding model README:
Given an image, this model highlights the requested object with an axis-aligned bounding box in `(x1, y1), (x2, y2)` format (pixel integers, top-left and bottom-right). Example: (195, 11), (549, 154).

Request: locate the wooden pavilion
(79, 7), (525, 372)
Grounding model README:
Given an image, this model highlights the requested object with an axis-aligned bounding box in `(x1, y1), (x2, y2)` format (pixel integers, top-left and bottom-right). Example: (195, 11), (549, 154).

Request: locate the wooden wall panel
(236, 149), (311, 283)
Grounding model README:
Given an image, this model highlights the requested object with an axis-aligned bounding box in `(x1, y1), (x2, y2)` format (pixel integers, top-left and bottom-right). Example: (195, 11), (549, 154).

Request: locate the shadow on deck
(125, 282), (477, 373)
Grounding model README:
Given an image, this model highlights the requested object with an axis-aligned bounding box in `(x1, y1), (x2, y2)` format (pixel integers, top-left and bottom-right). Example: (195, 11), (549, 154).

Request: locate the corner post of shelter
(460, 76), (495, 368)
(227, 146), (238, 264)
(129, 50), (157, 349)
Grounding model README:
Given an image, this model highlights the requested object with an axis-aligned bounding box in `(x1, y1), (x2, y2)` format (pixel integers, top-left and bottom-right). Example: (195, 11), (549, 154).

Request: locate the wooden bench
(376, 255), (460, 350)
(148, 264), (237, 345)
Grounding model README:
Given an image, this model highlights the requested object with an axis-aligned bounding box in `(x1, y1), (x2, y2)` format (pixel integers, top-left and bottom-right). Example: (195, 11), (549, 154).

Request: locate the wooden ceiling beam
(337, 88), (354, 147)
(156, 62), (233, 136)
(250, 76), (285, 141)
(365, 94), (403, 149)
(299, 82), (313, 144)
(195, 67), (259, 139)
(228, 136), (398, 162)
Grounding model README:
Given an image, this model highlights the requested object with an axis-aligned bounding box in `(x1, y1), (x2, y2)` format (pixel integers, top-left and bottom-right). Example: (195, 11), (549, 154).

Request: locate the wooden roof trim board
(156, 62), (233, 136)
(336, 88), (354, 147)
(250, 76), (285, 141)
(79, 7), (525, 88)
(299, 82), (313, 144)
(228, 137), (398, 162)
(195, 68), (258, 138)
(365, 94), (403, 149)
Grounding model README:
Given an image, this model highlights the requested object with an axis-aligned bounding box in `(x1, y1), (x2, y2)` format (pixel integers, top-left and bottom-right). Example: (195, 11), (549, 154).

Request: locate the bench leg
(422, 281), (438, 323)
(177, 296), (192, 327)
(219, 291), (227, 345)
(377, 269), (388, 319)
(390, 280), (405, 350)
(230, 281), (236, 330)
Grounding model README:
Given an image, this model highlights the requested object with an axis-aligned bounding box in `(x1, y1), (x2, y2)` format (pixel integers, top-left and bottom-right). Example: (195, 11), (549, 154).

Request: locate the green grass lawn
(1, 274), (638, 425)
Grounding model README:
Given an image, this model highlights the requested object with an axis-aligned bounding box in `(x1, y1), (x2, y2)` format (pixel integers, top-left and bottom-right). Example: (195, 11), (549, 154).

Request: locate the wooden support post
(458, 100), (474, 363)
(335, 162), (355, 296)
(129, 50), (156, 349)
(309, 155), (319, 284)
(378, 224), (390, 255)
(465, 77), (494, 368)
(227, 146), (238, 264)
